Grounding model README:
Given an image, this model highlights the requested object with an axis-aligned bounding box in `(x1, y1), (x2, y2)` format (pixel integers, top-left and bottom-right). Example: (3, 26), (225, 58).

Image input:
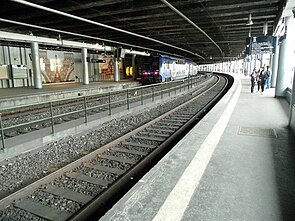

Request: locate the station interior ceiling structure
(0, 0), (289, 64)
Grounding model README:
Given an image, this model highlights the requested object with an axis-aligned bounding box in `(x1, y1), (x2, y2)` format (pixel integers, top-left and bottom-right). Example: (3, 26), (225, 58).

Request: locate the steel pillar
(275, 16), (292, 97)
(82, 47), (89, 85)
(30, 42), (42, 89)
(132, 54), (136, 80)
(114, 58), (120, 82)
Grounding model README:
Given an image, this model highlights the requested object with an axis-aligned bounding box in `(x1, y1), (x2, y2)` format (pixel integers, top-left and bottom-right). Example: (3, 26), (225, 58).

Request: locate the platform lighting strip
(9, 0), (205, 60)
(0, 30), (150, 57)
(160, 0), (224, 58)
(0, 18), (183, 59)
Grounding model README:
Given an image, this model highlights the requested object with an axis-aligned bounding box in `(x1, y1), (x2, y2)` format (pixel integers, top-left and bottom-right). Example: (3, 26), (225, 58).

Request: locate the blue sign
(245, 36), (277, 55)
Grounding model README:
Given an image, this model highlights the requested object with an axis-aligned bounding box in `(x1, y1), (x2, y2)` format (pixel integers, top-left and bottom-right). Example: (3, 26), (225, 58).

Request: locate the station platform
(101, 74), (295, 221)
(0, 80), (140, 108)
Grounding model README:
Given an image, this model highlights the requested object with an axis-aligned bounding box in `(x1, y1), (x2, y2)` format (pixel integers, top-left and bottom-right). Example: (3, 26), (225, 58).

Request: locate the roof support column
(82, 47), (89, 85)
(93, 55), (99, 82)
(289, 68), (295, 128)
(249, 55), (253, 76)
(271, 37), (279, 88)
(30, 42), (42, 89)
(114, 56), (120, 82)
(275, 16), (293, 97)
(132, 54), (136, 80)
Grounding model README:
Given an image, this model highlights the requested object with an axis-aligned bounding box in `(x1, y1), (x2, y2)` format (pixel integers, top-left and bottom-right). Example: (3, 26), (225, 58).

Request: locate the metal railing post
(83, 95), (88, 124)
(180, 81), (182, 92)
(152, 85), (155, 102)
(108, 92), (112, 116)
(0, 113), (5, 150)
(141, 87), (143, 105)
(168, 82), (171, 97)
(49, 102), (55, 135)
(127, 89), (130, 110)
(188, 76), (190, 90)
(161, 83), (163, 99)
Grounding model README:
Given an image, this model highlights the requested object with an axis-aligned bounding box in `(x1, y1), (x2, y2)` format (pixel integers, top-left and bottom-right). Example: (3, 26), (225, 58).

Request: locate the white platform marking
(153, 78), (242, 221)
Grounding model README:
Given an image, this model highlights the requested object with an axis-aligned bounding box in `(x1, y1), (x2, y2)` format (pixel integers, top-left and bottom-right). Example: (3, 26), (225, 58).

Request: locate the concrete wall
(0, 45), (104, 88)
(0, 46), (31, 88)
(289, 71), (295, 135)
(280, 86), (295, 136)
(290, 105), (295, 135)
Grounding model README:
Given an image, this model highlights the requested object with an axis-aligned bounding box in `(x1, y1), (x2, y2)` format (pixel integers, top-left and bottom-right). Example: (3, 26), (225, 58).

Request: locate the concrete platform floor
(100, 75), (295, 221)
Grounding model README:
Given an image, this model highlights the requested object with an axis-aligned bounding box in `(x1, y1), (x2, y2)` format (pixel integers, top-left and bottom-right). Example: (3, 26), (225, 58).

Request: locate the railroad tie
(65, 172), (111, 187)
(124, 141), (157, 149)
(43, 185), (92, 204)
(15, 199), (71, 221)
(84, 163), (126, 175)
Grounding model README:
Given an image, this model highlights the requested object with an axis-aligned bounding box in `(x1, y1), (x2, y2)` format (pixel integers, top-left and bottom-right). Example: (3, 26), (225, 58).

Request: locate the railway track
(0, 74), (231, 220)
(0, 75), (207, 141)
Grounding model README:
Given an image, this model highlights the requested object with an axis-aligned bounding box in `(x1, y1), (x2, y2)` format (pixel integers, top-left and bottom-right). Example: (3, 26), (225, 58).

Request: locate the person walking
(250, 68), (257, 93)
(257, 68), (263, 92)
(259, 69), (266, 94)
(265, 66), (271, 89)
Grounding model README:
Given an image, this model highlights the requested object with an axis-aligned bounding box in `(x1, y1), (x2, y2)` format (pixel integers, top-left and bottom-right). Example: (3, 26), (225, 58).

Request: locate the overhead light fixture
(246, 13), (253, 26)
(263, 21), (268, 35)
(125, 49), (150, 56)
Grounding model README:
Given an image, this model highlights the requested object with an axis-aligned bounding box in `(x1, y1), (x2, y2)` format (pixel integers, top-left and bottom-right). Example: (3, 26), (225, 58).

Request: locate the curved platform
(100, 74), (295, 221)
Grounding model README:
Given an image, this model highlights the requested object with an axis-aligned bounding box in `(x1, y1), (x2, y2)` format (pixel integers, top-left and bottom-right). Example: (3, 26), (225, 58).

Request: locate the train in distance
(125, 55), (198, 84)
(141, 55), (198, 84)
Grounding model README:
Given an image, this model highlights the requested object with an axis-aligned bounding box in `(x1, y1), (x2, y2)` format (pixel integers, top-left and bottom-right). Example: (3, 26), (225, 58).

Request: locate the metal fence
(0, 75), (207, 149)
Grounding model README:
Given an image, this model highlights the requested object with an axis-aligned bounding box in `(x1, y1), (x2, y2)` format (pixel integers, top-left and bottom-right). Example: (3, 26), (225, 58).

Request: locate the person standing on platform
(257, 68), (263, 92)
(259, 68), (266, 94)
(265, 66), (271, 89)
(250, 68), (257, 93)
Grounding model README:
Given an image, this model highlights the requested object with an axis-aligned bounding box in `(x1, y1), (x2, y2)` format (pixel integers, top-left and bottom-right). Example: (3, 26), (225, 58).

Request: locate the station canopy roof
(0, 0), (289, 64)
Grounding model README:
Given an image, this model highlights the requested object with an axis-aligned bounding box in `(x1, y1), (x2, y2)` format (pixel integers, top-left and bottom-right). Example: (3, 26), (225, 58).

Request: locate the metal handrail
(0, 75), (205, 149)
(0, 78), (188, 112)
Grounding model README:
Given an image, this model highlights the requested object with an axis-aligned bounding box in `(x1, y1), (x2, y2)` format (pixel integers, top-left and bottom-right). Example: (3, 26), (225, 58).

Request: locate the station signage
(245, 35), (277, 55)
(86, 57), (106, 63)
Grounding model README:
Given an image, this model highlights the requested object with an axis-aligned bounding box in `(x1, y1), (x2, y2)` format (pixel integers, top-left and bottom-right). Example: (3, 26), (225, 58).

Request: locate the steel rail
(0, 76), (198, 112)
(0, 75), (231, 221)
(0, 75), (220, 209)
(65, 75), (229, 220)
(0, 76), (206, 142)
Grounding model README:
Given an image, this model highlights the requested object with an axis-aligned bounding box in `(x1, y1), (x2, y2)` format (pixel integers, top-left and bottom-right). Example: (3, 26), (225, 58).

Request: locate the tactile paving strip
(238, 127), (278, 138)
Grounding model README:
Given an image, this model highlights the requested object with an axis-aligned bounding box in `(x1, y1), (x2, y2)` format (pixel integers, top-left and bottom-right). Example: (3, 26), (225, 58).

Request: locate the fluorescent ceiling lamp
(246, 13), (253, 26)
